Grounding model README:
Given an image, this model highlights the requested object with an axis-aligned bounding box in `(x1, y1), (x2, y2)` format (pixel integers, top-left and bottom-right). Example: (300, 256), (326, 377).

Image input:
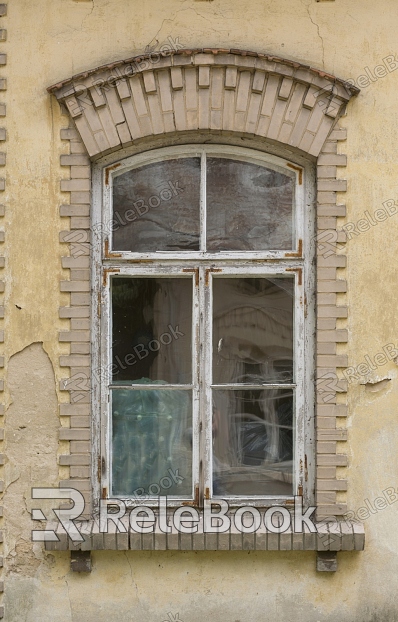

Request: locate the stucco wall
(2, 1), (398, 620)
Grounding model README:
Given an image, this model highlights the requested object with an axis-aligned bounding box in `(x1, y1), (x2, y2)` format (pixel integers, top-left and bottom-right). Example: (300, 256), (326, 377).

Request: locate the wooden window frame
(91, 144), (316, 510)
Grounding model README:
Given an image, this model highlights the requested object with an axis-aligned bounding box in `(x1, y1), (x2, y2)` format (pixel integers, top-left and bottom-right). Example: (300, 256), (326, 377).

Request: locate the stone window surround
(48, 48), (364, 552)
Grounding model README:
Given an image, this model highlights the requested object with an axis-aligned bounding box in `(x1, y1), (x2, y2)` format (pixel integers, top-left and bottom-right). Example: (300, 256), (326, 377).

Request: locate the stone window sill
(43, 519), (365, 552)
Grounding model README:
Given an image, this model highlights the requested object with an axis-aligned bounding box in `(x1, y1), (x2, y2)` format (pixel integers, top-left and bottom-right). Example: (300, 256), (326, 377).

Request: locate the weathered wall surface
(2, 0), (398, 620)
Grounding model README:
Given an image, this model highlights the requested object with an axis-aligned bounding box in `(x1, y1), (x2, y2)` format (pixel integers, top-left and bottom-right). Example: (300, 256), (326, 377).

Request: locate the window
(95, 144), (314, 508)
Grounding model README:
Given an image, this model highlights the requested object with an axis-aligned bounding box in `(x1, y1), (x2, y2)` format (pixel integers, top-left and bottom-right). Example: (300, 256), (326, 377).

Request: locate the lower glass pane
(111, 385), (192, 497)
(212, 389), (293, 496)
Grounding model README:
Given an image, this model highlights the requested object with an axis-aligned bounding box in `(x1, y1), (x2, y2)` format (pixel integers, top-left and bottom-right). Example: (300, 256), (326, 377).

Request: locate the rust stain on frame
(105, 162), (121, 185)
(103, 267), (120, 286)
(205, 267), (222, 286)
(286, 267), (302, 285)
(286, 162), (303, 185)
(104, 238), (122, 258)
(285, 238), (303, 258)
(182, 267), (199, 286)
(182, 485), (200, 507)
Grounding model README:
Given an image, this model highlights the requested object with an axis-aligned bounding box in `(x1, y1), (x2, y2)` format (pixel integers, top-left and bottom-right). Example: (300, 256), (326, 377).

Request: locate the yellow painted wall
(3, 1), (398, 620)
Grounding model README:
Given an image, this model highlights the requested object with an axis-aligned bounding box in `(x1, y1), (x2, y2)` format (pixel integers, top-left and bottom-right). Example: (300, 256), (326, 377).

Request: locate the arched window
(50, 47), (362, 552)
(94, 144), (314, 507)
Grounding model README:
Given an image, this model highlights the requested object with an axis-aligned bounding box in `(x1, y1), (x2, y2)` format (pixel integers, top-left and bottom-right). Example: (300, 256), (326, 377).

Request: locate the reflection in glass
(112, 385), (192, 497)
(112, 157), (200, 251)
(212, 389), (293, 496)
(213, 277), (294, 384)
(112, 278), (192, 384)
(206, 157), (295, 251)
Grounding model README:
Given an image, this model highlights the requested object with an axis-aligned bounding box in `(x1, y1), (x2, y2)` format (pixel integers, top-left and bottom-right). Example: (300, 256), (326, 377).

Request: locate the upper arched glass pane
(206, 156), (294, 251)
(111, 148), (297, 253)
(112, 157), (201, 252)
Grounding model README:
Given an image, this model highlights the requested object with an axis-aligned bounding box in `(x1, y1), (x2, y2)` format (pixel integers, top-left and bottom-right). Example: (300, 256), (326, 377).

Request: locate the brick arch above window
(48, 48), (359, 160)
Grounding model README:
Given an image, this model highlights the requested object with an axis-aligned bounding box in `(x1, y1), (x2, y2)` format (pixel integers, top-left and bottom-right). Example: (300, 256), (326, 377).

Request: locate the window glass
(112, 277), (192, 384)
(212, 388), (293, 496)
(212, 276), (294, 496)
(111, 276), (194, 498)
(112, 386), (192, 497)
(112, 158), (200, 251)
(212, 277), (294, 384)
(103, 147), (306, 503)
(206, 157), (295, 251)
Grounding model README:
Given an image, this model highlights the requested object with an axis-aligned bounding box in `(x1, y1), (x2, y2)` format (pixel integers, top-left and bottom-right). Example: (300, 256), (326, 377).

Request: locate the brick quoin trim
(49, 49), (360, 549)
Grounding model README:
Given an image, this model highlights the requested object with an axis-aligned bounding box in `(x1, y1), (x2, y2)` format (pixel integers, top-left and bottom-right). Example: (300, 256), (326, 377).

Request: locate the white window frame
(91, 144), (316, 511)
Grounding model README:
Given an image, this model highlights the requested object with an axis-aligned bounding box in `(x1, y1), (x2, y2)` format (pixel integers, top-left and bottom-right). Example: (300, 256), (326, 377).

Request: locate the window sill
(43, 519), (365, 552)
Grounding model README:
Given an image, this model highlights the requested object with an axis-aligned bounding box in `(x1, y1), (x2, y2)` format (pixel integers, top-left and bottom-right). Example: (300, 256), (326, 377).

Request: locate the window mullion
(293, 264), (306, 499)
(199, 264), (212, 505)
(200, 150), (207, 253)
(191, 267), (201, 503)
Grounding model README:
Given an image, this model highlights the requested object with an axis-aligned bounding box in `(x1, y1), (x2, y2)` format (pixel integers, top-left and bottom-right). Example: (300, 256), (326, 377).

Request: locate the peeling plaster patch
(4, 343), (59, 580)
(363, 377), (391, 393)
(7, 540), (41, 576)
